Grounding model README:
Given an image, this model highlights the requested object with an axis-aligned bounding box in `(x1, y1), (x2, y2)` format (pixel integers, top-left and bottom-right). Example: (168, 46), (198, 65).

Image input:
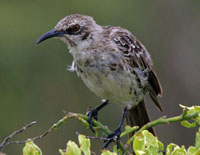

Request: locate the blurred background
(0, 0), (200, 154)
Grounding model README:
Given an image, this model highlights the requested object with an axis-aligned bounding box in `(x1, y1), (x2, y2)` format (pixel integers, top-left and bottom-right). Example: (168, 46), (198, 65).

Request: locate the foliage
(23, 140), (42, 155)
(59, 135), (90, 155)
(133, 130), (164, 155)
(1, 105), (200, 155)
(22, 127), (200, 155)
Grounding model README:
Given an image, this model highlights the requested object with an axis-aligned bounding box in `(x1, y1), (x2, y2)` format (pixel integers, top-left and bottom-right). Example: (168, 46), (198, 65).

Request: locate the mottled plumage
(36, 14), (163, 149)
(53, 15), (163, 111)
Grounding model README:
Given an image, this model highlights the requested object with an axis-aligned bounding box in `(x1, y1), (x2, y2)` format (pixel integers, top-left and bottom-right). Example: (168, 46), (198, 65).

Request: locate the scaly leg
(87, 99), (109, 132)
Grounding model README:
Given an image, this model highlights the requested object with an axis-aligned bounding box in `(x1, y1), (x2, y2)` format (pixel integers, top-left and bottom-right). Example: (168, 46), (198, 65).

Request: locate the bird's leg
(102, 107), (128, 149)
(87, 99), (109, 132)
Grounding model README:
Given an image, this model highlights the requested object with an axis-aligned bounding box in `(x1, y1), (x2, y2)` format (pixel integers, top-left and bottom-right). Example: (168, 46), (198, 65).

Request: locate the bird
(36, 14), (163, 149)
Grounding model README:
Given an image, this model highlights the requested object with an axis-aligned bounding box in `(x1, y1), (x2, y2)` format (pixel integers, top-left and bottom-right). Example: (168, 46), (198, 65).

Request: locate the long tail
(125, 100), (155, 136)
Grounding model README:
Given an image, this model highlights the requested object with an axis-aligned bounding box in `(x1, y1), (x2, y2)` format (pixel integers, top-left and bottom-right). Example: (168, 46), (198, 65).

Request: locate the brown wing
(112, 29), (163, 111)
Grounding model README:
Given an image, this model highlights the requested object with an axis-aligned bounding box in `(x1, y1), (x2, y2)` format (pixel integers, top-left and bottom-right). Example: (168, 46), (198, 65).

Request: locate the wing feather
(112, 28), (163, 111)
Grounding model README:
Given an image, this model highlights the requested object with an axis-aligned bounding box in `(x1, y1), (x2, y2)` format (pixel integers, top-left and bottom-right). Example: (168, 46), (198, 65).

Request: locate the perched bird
(36, 14), (163, 149)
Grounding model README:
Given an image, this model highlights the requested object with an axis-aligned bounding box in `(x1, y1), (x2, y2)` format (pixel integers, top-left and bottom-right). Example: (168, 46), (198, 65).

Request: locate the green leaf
(113, 145), (123, 155)
(78, 135), (90, 155)
(188, 146), (198, 155)
(166, 143), (187, 155)
(59, 149), (66, 155)
(180, 105), (200, 126)
(133, 130), (164, 155)
(194, 150), (200, 155)
(181, 120), (196, 128)
(187, 128), (200, 155)
(195, 128), (200, 149)
(59, 141), (81, 155)
(101, 150), (117, 155)
(23, 141), (42, 155)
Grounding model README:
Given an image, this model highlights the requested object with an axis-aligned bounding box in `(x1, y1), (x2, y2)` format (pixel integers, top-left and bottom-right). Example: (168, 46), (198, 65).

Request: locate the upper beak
(36, 29), (65, 45)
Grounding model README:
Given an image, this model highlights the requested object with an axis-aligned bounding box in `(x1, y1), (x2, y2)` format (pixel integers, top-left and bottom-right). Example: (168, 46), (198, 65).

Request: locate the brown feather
(126, 100), (156, 136)
(148, 70), (163, 96)
(112, 29), (163, 112)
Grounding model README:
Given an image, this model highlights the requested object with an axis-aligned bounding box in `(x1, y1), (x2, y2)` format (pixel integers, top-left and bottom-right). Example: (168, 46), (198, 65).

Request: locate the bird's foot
(103, 127), (121, 149)
(86, 107), (98, 133)
(86, 99), (109, 133)
(102, 107), (128, 149)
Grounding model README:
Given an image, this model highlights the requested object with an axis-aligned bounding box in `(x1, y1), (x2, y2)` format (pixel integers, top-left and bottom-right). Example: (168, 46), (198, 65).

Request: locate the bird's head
(36, 14), (100, 47)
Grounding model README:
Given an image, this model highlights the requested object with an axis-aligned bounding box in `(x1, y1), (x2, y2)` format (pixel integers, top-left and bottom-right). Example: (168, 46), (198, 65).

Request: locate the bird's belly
(78, 66), (145, 108)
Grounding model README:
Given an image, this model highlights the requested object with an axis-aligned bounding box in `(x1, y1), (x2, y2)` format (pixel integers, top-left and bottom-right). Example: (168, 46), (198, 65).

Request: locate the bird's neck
(67, 38), (92, 63)
(68, 33), (103, 61)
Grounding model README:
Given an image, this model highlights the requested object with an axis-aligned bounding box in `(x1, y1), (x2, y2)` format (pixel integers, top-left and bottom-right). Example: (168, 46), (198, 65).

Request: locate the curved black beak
(36, 29), (65, 45)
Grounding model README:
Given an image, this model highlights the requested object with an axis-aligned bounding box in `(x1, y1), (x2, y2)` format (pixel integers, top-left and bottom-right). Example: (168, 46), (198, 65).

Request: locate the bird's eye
(72, 24), (80, 32)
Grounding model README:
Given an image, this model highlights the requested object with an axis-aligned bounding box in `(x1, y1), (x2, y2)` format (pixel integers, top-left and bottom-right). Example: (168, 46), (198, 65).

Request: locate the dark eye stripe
(66, 27), (73, 35)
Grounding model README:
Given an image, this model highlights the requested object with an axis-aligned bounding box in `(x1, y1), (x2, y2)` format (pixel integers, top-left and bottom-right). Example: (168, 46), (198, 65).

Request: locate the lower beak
(36, 29), (65, 45)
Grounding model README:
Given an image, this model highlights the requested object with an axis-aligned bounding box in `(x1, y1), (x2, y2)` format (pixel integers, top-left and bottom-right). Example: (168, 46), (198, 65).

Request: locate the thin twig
(76, 131), (108, 141)
(0, 121), (37, 151)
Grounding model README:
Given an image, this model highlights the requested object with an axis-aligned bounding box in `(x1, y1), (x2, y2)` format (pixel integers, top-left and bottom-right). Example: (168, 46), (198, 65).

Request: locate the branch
(1, 105), (199, 155)
(127, 110), (199, 144)
(0, 121), (37, 152)
(49, 112), (129, 154)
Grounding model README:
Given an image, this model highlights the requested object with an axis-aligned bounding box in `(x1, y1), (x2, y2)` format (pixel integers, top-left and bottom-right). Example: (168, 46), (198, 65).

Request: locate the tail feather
(125, 100), (155, 136)
(149, 91), (163, 112)
(148, 70), (163, 112)
(148, 70), (162, 97)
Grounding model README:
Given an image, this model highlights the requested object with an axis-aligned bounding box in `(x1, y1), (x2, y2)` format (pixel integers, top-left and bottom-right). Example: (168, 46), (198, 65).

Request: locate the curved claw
(102, 107), (128, 149)
(86, 109), (98, 133)
(102, 127), (121, 149)
(86, 100), (109, 133)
